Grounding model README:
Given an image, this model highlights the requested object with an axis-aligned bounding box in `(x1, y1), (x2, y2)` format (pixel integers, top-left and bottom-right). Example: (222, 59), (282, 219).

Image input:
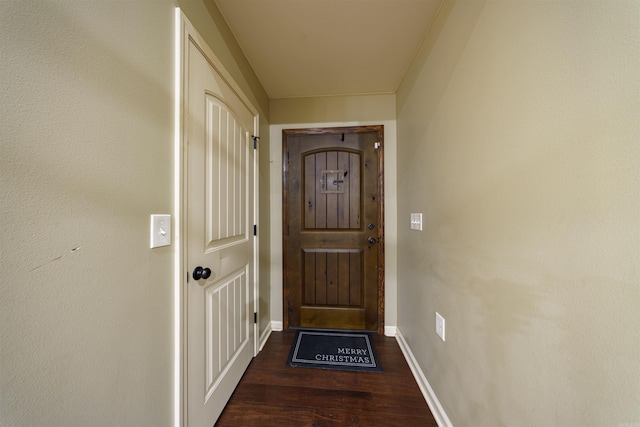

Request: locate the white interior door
(183, 17), (257, 427)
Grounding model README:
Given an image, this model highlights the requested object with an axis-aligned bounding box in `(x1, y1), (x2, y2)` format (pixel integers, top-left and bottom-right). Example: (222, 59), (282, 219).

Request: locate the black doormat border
(287, 329), (382, 372)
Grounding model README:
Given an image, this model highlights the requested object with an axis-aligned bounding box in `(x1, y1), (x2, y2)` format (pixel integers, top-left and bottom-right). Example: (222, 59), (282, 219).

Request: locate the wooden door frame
(282, 125), (385, 334)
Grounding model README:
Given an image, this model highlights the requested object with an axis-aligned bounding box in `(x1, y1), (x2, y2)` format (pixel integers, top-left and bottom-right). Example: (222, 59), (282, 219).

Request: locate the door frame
(175, 10), (260, 426)
(282, 125), (385, 334)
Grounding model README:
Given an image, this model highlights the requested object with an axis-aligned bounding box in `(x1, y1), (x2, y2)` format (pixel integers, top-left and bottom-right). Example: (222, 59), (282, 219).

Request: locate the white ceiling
(214, 0), (443, 99)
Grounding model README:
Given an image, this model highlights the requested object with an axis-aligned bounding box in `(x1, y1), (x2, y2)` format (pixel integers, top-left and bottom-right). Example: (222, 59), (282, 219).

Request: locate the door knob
(192, 266), (212, 280)
(368, 237), (377, 245)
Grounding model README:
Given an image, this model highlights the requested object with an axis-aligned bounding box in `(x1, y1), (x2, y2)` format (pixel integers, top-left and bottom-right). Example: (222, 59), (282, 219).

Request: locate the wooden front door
(283, 126), (384, 332)
(181, 15), (257, 426)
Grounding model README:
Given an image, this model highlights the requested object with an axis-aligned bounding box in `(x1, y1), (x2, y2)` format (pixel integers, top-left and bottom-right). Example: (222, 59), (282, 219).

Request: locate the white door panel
(182, 15), (257, 427)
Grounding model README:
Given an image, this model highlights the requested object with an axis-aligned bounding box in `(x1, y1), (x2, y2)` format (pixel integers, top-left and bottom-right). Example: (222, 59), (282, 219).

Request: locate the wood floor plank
(312, 406), (438, 427)
(216, 331), (437, 426)
(215, 402), (316, 427)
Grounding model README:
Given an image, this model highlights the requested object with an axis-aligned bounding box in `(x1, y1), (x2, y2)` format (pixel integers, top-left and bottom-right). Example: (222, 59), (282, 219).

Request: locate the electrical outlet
(435, 312), (445, 341)
(150, 214), (171, 248)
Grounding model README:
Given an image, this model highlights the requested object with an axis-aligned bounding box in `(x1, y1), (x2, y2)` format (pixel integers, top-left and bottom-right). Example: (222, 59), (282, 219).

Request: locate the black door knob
(368, 237), (377, 245)
(192, 266), (212, 280)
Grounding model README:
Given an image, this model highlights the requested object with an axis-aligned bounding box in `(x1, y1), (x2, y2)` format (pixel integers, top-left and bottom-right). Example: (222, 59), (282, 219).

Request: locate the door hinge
(374, 142), (380, 149)
(253, 312), (257, 324)
(253, 224), (257, 236)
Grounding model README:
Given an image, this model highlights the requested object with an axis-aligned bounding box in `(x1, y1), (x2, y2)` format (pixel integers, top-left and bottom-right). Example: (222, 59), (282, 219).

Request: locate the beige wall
(0, 1), (269, 425)
(396, 0), (640, 425)
(271, 94), (395, 125)
(269, 94), (399, 333)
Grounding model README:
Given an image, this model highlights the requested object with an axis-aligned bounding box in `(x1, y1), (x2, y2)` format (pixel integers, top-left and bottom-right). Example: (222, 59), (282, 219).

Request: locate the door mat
(287, 330), (382, 372)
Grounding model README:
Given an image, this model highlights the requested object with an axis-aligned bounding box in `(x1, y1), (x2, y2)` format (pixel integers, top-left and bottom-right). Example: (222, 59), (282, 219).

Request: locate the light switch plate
(435, 312), (445, 341)
(410, 213), (423, 231)
(150, 214), (171, 248)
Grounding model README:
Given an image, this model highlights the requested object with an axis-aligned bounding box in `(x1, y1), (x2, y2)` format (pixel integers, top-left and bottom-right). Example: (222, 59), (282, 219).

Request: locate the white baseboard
(258, 323), (273, 351)
(384, 325), (397, 337)
(271, 320), (283, 331)
(395, 328), (453, 427)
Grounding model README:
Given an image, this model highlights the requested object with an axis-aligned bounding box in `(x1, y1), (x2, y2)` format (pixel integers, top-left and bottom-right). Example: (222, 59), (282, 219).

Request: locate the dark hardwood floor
(216, 330), (438, 427)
